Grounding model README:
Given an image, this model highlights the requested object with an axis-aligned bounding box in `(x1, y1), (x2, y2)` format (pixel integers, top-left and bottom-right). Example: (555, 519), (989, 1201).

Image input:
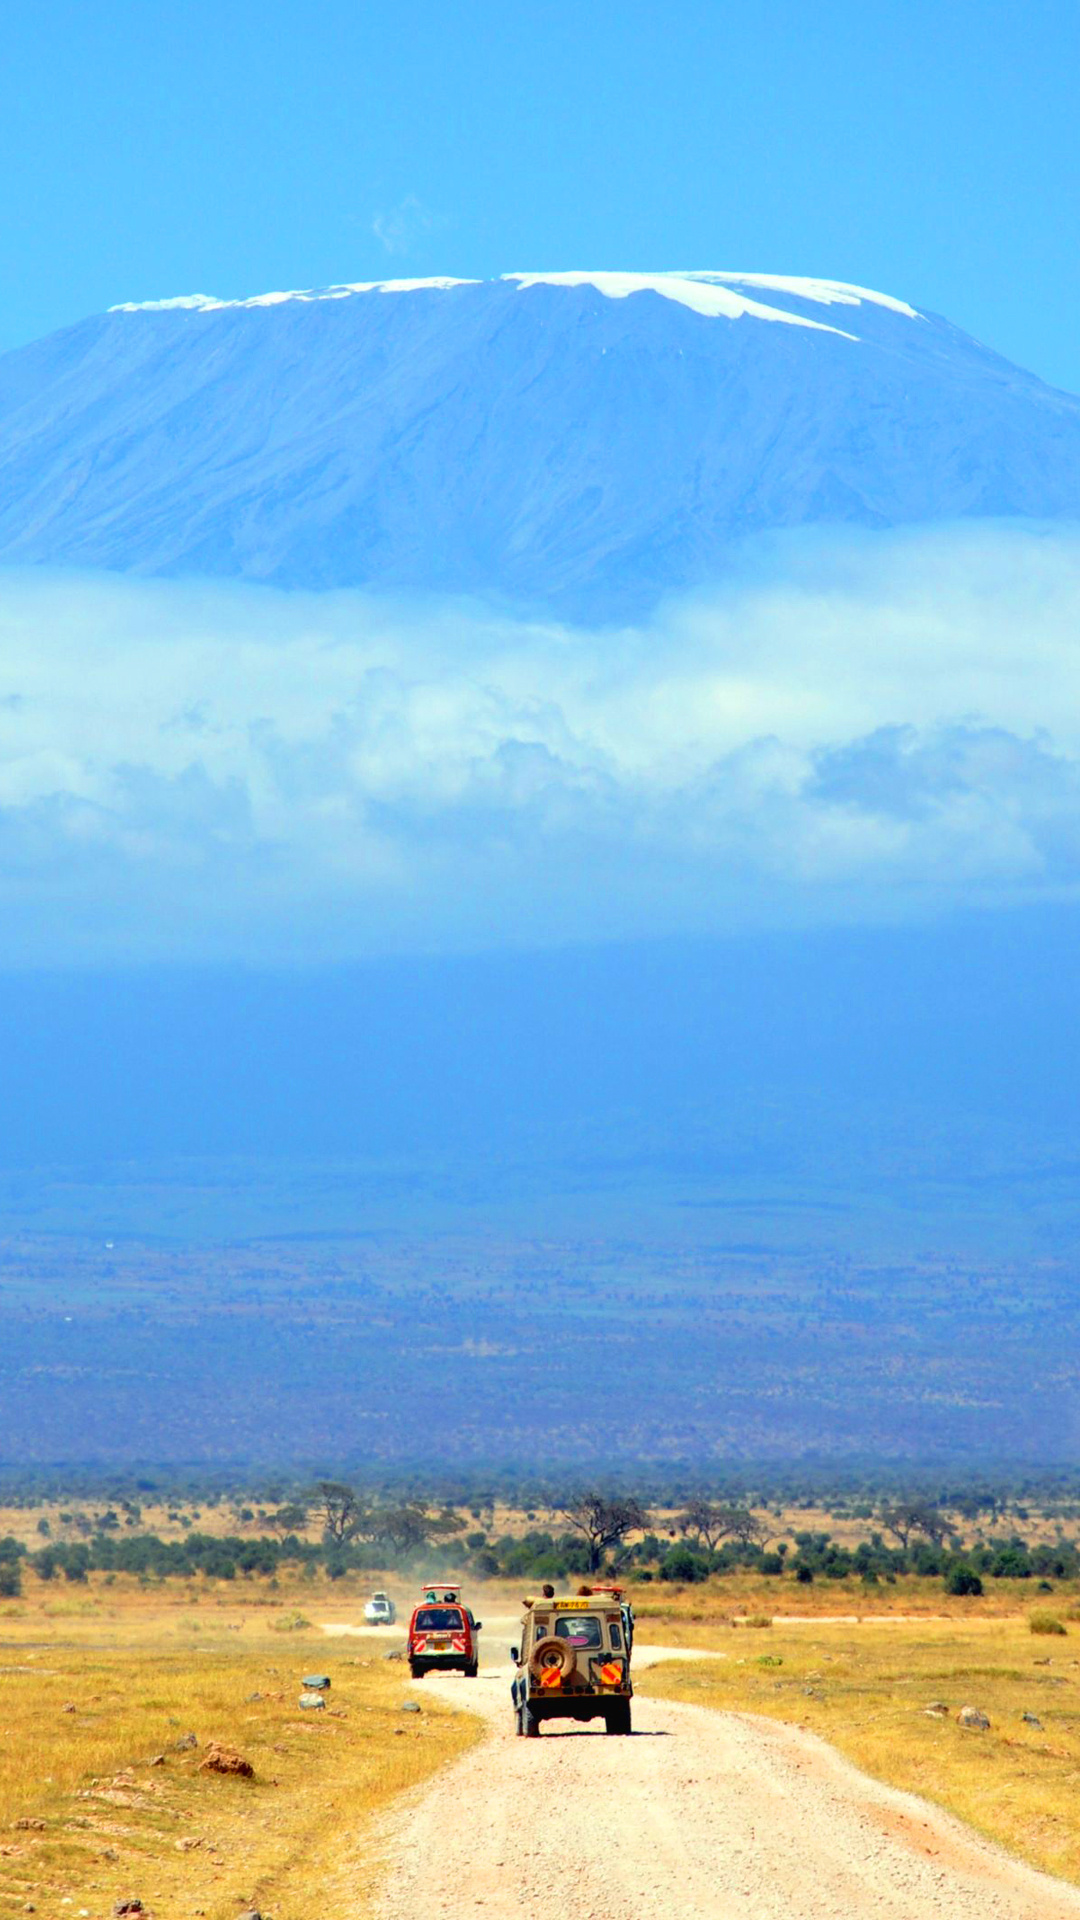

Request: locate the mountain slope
(0, 270), (1078, 617)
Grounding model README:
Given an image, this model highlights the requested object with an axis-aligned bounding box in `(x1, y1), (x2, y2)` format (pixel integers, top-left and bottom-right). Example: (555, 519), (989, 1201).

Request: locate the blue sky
(2, 0), (1079, 389)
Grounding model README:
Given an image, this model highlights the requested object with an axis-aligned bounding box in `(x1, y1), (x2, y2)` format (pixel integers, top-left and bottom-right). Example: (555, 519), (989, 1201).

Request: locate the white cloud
(1, 523), (1080, 961)
(371, 194), (439, 255)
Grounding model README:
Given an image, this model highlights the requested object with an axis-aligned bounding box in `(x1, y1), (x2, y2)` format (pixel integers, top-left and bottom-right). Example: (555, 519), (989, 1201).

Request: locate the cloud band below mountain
(1, 522), (1078, 962)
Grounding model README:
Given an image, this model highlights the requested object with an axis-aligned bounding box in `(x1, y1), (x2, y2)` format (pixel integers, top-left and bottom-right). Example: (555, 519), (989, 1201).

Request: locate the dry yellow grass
(624, 1564), (1079, 1623)
(3, 1556), (1080, 1911)
(638, 1610), (1080, 1886)
(0, 1581), (480, 1920)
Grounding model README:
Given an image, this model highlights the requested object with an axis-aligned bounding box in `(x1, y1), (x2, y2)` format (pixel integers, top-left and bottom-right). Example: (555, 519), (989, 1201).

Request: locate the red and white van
(406, 1582), (482, 1678)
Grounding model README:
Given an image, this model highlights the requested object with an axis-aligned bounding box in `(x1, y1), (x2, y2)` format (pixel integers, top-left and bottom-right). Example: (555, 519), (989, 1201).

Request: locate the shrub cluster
(0, 1535), (25, 1597)
(7, 1486), (1079, 1598)
(466, 1529), (596, 1581)
(32, 1531), (311, 1584)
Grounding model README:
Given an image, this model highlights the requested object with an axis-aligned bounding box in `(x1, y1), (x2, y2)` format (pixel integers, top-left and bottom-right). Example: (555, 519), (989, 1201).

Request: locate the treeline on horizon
(0, 1482), (1078, 1601)
(4, 1461), (1080, 1510)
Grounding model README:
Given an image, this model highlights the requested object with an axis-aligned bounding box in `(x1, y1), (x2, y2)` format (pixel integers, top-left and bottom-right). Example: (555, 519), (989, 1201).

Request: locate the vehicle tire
(409, 1660), (425, 1679)
(521, 1699), (540, 1738)
(464, 1660), (478, 1678)
(606, 1701), (631, 1735)
(528, 1637), (576, 1684)
(514, 1704), (524, 1736)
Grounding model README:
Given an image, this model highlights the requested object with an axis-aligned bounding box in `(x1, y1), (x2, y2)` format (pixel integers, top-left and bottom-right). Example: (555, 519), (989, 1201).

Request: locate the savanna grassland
(2, 1486), (1080, 1913)
(639, 1608), (1080, 1887)
(0, 1580), (478, 1920)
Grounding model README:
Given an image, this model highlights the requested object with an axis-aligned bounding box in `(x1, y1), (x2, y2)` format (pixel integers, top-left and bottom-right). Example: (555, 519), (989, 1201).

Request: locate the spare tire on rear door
(529, 1636), (576, 1683)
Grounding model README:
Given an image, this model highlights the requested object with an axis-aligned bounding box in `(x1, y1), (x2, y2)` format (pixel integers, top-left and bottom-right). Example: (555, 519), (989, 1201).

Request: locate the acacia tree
(678, 1501), (769, 1551)
(372, 1506), (437, 1555)
(950, 1490), (1003, 1524)
(353, 1504), (465, 1558)
(879, 1501), (958, 1550)
(313, 1481), (363, 1545)
(916, 1506), (959, 1549)
(558, 1493), (648, 1573)
(268, 1501), (309, 1540)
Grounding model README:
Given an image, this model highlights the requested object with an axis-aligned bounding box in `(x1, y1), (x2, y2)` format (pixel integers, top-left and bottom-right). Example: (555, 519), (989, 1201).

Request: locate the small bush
(795, 1565), (814, 1585)
(945, 1566), (983, 1596)
(1029, 1612), (1067, 1636)
(659, 1545), (711, 1584)
(744, 1614), (772, 1628)
(270, 1610), (312, 1632)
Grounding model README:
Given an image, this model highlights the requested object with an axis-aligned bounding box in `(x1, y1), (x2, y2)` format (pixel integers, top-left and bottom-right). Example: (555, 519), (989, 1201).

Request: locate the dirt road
(373, 1656), (1080, 1919)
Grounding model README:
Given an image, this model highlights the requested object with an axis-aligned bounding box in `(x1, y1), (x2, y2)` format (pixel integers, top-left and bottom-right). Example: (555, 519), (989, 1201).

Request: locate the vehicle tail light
(592, 1658), (625, 1688)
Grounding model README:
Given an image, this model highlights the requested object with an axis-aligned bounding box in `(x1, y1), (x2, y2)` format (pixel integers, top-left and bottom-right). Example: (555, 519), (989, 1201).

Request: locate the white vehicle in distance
(364, 1591), (397, 1626)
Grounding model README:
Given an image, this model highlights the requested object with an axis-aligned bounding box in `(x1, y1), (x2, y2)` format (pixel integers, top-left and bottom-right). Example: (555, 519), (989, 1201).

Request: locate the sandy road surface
(372, 1656), (1080, 1920)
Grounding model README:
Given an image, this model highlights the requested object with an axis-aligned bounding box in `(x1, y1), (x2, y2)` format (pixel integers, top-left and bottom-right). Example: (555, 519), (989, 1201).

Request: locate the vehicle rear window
(554, 1614), (602, 1648)
(414, 1606), (463, 1630)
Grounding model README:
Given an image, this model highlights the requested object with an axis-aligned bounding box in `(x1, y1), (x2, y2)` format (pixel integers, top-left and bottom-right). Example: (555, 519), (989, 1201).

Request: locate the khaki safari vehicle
(510, 1587), (633, 1736)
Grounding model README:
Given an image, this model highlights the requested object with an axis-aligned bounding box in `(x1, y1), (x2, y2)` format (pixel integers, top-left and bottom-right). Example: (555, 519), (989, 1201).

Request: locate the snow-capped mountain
(0, 270), (1077, 618)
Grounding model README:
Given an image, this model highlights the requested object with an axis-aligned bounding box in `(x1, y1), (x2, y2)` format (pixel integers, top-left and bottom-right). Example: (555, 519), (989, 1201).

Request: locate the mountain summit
(0, 270), (1077, 618)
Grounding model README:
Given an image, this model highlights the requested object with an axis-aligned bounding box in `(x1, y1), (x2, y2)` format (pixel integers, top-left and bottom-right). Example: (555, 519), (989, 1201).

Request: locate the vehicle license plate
(433, 1636), (449, 1649)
